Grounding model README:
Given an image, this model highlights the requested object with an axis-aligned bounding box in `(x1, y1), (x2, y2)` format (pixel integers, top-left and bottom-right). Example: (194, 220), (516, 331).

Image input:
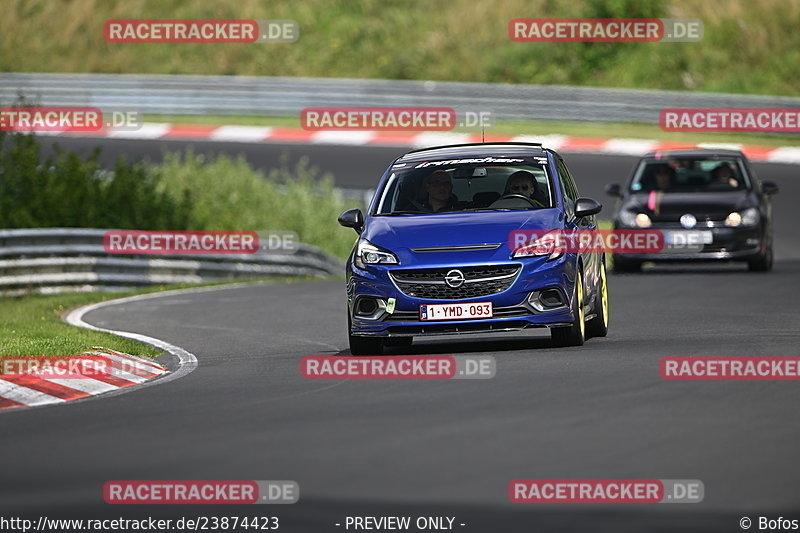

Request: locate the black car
(606, 149), (779, 272)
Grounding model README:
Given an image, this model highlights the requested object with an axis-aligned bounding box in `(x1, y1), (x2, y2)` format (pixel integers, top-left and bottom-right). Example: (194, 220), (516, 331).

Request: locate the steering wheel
(496, 194), (538, 207)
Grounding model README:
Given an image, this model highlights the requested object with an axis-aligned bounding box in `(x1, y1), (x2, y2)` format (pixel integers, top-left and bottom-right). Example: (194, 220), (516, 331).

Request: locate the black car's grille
(390, 265), (520, 300)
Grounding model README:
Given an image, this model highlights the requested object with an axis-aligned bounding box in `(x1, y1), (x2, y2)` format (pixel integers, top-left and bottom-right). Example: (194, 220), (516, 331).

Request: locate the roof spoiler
(406, 141), (543, 154)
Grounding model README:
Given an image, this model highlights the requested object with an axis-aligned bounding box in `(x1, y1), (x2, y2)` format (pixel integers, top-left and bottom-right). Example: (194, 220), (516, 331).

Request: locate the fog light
(528, 288), (566, 313)
(357, 298), (377, 315)
(353, 297), (387, 320)
(539, 289), (564, 308)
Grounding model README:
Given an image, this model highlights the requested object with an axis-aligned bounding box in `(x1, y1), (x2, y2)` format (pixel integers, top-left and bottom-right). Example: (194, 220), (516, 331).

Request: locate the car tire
(748, 245), (773, 272)
(348, 334), (385, 355)
(347, 309), (385, 355)
(551, 270), (586, 347)
(612, 256), (641, 273)
(586, 260), (609, 338)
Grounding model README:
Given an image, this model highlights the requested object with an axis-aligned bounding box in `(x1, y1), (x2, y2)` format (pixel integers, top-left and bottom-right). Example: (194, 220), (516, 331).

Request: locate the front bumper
(347, 256), (577, 338)
(614, 225), (764, 263)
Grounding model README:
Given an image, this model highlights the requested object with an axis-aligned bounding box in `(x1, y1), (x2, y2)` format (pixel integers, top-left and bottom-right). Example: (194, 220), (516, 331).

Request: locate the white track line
(603, 138), (659, 155)
(64, 292), (204, 394)
(767, 147), (800, 164)
(107, 123), (171, 140)
(56, 283), (284, 408)
(511, 134), (567, 150)
(312, 131), (375, 145)
(210, 125), (273, 143)
(411, 132), (473, 147)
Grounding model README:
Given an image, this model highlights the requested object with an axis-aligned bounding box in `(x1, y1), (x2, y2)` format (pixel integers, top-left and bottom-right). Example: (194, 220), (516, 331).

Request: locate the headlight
(725, 208), (759, 228)
(634, 213), (652, 228)
(619, 211), (652, 228)
(354, 238), (399, 269)
(512, 232), (564, 261)
(618, 210), (636, 227)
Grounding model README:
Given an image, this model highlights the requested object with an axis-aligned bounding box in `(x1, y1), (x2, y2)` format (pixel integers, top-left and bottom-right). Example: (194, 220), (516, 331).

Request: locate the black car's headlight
(354, 238), (399, 269)
(619, 210), (652, 228)
(725, 208), (759, 228)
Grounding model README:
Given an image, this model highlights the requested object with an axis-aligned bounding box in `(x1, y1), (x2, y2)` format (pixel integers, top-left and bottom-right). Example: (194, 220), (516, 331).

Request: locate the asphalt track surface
(2, 137), (800, 532)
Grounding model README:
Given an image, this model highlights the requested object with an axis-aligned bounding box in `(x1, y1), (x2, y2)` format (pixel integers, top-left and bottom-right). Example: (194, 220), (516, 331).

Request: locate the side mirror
(338, 208), (364, 234)
(575, 197), (602, 218)
(762, 181), (779, 195)
(605, 183), (622, 197)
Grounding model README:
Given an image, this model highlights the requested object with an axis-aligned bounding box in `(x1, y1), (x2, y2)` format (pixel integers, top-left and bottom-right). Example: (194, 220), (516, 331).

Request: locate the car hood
(364, 209), (563, 263)
(624, 191), (754, 221)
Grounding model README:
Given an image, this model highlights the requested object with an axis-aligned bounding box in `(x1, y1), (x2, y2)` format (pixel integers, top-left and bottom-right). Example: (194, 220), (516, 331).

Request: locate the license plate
(664, 230), (713, 245)
(420, 302), (493, 321)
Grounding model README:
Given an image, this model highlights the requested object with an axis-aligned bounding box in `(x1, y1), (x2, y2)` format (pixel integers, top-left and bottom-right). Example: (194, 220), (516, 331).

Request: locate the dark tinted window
(630, 156), (750, 193)
(375, 159), (554, 215)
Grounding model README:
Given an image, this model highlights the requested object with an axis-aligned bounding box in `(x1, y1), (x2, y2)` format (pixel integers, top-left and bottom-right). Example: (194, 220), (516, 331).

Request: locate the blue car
(338, 142), (608, 354)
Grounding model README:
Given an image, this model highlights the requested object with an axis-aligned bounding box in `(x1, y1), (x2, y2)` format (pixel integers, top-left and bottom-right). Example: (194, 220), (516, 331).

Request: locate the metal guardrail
(0, 228), (344, 296)
(3, 73), (800, 124)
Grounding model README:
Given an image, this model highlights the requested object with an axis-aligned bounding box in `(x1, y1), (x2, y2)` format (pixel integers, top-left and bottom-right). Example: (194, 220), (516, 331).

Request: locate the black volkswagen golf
(606, 149), (779, 272)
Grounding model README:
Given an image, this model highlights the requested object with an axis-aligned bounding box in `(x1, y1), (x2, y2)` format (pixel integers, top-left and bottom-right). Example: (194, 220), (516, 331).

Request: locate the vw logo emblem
(444, 269), (466, 288)
(680, 214), (697, 229)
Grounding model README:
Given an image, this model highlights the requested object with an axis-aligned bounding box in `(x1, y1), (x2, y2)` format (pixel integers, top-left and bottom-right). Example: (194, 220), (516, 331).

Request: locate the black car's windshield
(374, 158), (553, 215)
(630, 156), (751, 193)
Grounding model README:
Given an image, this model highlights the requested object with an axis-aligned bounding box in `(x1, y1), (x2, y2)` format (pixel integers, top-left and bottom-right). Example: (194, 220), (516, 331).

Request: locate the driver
(711, 163), (739, 188)
(652, 164), (675, 191)
(504, 171), (545, 207)
(422, 170), (457, 212)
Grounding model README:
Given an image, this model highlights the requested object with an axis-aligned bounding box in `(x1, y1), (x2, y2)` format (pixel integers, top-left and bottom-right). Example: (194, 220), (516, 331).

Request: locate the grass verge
(3, 0), (799, 97)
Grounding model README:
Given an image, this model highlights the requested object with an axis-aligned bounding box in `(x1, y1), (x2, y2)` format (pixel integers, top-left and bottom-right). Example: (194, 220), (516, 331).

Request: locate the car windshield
(374, 159), (553, 215)
(630, 156), (750, 193)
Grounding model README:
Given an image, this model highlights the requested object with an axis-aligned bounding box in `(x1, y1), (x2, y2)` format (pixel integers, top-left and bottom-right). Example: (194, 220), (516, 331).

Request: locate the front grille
(390, 265), (520, 300)
(651, 220), (723, 229)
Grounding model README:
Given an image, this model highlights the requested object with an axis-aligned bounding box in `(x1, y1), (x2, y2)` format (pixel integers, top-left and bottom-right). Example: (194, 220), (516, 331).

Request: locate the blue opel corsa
(338, 143), (608, 354)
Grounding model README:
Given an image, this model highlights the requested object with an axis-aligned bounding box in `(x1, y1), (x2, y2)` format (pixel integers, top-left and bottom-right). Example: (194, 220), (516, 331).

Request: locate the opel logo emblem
(680, 213), (697, 229)
(444, 269), (465, 288)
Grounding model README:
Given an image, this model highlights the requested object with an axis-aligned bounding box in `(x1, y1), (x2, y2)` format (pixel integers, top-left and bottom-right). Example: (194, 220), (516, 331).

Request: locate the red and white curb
(40, 123), (800, 165)
(0, 287), (213, 413)
(0, 348), (167, 411)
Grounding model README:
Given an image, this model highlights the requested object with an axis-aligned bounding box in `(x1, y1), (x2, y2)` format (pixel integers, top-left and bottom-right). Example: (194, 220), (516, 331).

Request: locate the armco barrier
(3, 73), (800, 124)
(0, 228), (344, 295)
